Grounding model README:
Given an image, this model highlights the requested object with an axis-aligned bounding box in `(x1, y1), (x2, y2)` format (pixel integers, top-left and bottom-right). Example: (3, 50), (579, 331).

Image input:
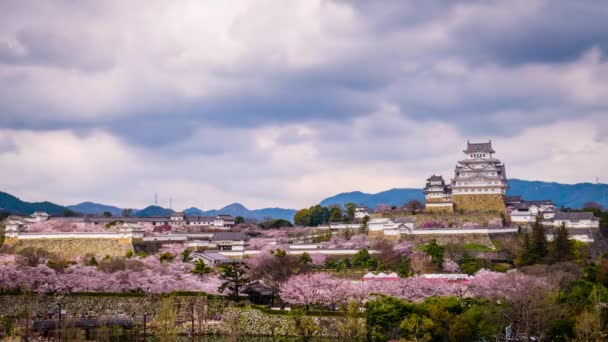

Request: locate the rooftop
(212, 232), (245, 241)
(463, 141), (495, 154)
(554, 211), (598, 221)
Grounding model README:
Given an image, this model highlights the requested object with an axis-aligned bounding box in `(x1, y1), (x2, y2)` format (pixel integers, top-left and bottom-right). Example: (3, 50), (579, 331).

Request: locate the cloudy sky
(0, 0), (607, 210)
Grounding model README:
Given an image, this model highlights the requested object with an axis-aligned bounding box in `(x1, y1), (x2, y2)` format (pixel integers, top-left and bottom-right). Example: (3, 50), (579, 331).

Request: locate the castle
(425, 141), (508, 213)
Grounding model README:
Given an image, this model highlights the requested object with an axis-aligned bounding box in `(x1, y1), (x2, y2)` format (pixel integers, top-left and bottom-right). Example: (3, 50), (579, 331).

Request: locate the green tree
(530, 219), (548, 262)
(294, 208), (311, 226)
(329, 206), (343, 222)
(181, 249), (192, 262)
(352, 248), (378, 268)
(345, 202), (356, 223)
(400, 314), (435, 342)
(192, 259), (213, 276)
(549, 223), (574, 263)
(121, 208), (133, 217)
(420, 240), (444, 268)
(218, 261), (250, 301)
(516, 231), (533, 266)
(365, 296), (411, 341)
(235, 216), (245, 224)
(299, 252), (312, 264)
(102, 211), (112, 217)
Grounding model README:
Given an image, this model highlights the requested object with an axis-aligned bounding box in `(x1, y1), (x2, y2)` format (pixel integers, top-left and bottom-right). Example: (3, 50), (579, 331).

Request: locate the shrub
(159, 252), (175, 263)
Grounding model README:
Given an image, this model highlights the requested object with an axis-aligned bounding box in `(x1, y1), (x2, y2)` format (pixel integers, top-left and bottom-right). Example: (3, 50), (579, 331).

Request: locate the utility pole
(155, 193), (158, 206)
(169, 197), (173, 210)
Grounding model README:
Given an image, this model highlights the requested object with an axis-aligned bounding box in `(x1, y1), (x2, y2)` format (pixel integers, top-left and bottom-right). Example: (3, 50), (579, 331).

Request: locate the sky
(0, 0), (607, 210)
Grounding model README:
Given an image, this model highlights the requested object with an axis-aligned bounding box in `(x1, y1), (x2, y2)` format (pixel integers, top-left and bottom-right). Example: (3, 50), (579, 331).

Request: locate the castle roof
(463, 141), (495, 154)
(426, 175), (444, 182)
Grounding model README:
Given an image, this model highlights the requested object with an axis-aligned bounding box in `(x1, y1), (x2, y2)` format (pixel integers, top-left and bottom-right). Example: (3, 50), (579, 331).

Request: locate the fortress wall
(452, 194), (506, 213)
(4, 238), (134, 259)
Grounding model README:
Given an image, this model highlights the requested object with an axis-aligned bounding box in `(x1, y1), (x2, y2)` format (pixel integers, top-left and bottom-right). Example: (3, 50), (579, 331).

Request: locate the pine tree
(218, 261), (250, 301)
(530, 218), (548, 263)
(549, 223), (573, 263)
(516, 232), (533, 266)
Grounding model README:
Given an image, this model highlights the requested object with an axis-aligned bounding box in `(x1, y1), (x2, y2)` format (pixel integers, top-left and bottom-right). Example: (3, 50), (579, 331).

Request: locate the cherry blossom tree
(442, 259), (461, 273)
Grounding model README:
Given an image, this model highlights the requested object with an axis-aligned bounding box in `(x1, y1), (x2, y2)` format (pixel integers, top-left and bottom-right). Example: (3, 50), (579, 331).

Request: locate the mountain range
(1, 179), (607, 221)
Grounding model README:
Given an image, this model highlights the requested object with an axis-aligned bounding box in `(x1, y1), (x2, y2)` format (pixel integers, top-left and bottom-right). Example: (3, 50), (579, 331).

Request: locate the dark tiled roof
(524, 200), (554, 206)
(554, 212), (598, 220)
(506, 195), (522, 203)
(426, 175), (444, 182)
(463, 141), (495, 154)
(212, 232), (244, 241)
(395, 217), (415, 223)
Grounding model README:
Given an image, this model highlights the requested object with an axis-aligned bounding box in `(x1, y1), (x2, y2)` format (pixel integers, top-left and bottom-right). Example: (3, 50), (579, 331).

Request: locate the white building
(509, 200), (556, 224)
(368, 217), (415, 236)
(545, 212), (600, 229)
(451, 141), (508, 196)
(424, 175), (453, 211)
(354, 205), (372, 220)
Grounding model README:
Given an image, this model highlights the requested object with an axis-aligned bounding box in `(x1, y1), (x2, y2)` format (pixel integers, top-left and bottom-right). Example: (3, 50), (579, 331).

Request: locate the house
(211, 232), (246, 251)
(354, 205), (372, 220)
(509, 200), (556, 223)
(362, 272), (400, 281)
(368, 217), (415, 237)
(191, 251), (233, 267)
(546, 212), (600, 229)
(185, 215), (235, 229)
(169, 212), (185, 226)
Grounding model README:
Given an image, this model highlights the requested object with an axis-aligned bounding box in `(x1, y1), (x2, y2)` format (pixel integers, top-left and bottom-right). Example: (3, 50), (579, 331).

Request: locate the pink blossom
(393, 242), (413, 256)
(442, 259), (461, 273)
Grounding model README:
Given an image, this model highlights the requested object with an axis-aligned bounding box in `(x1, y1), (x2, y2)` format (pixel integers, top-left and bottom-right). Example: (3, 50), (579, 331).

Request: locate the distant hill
(507, 179), (608, 209)
(136, 205), (174, 217)
(320, 188), (425, 208)
(67, 202), (124, 216)
(0, 191), (68, 215)
(318, 179), (608, 210)
(184, 203), (297, 222)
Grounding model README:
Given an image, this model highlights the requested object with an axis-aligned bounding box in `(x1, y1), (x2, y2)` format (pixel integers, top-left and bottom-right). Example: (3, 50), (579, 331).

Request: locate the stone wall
(401, 233), (495, 248)
(426, 205), (454, 213)
(2, 238), (133, 259)
(452, 194), (506, 213)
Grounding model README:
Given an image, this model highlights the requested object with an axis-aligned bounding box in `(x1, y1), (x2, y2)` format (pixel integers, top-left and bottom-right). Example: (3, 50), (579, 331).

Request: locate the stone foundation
(401, 233), (495, 248)
(425, 204), (454, 213)
(3, 239), (134, 259)
(452, 194), (506, 213)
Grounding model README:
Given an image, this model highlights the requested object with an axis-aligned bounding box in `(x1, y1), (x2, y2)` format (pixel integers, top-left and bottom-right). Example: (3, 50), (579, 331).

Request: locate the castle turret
(424, 175), (454, 212)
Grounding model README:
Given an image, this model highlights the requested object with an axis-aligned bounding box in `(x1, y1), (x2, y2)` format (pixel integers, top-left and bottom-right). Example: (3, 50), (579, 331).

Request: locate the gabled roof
(395, 217), (415, 223)
(463, 141), (495, 154)
(212, 232), (245, 241)
(554, 212), (598, 221)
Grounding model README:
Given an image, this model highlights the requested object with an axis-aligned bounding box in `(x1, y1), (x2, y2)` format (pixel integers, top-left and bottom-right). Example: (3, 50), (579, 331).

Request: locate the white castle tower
(451, 141), (508, 212)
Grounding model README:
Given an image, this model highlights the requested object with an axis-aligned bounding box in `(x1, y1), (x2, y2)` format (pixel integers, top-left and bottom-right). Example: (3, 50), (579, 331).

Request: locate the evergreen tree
(530, 219), (548, 263)
(218, 261), (250, 301)
(516, 232), (534, 266)
(549, 223), (573, 263)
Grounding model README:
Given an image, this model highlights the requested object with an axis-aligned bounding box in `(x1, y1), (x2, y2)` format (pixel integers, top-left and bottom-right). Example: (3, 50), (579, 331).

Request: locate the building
(424, 175), (453, 212)
(354, 205), (372, 220)
(211, 232), (246, 251)
(509, 200), (557, 224)
(191, 251), (233, 267)
(368, 217), (414, 237)
(451, 141), (508, 212)
(545, 212), (600, 229)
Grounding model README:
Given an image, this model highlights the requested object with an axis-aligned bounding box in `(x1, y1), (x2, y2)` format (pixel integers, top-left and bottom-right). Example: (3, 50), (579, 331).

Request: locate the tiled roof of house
(554, 211), (598, 220)
(212, 232), (245, 241)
